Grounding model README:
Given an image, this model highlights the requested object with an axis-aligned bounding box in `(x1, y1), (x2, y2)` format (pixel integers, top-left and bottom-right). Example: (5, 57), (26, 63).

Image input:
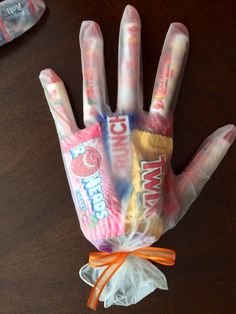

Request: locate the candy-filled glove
(40, 5), (235, 310)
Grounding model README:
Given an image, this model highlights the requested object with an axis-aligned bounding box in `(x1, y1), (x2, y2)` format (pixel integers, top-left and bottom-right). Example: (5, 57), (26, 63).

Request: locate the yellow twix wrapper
(126, 130), (173, 238)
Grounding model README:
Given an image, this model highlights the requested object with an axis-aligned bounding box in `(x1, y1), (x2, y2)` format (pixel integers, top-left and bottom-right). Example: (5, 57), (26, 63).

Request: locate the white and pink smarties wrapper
(0, 0), (45, 46)
(40, 5), (236, 310)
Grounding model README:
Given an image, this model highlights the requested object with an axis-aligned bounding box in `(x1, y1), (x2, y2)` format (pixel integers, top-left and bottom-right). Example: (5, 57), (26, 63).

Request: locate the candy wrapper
(0, 0), (45, 46)
(39, 5), (236, 310)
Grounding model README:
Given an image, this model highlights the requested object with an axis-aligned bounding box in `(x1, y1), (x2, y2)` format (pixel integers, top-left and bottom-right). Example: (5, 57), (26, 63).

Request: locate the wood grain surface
(0, 1), (235, 313)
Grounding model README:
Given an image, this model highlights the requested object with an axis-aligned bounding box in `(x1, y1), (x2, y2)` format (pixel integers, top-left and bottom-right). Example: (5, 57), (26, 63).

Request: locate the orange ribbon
(87, 246), (176, 310)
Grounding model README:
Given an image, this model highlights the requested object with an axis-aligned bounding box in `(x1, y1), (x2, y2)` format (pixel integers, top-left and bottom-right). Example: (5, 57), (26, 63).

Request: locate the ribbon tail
(87, 253), (128, 311)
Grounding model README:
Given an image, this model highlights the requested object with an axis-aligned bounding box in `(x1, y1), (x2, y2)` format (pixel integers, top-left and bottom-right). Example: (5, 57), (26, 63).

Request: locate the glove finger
(175, 124), (236, 221)
(149, 23), (189, 124)
(80, 21), (111, 126)
(117, 5), (142, 113)
(39, 69), (78, 139)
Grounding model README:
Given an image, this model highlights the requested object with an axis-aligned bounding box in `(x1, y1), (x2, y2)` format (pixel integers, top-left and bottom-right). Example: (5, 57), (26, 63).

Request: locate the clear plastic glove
(39, 5), (236, 310)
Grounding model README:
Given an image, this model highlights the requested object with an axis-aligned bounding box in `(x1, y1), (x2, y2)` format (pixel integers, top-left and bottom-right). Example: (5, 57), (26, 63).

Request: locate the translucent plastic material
(80, 254), (168, 308)
(0, 0), (45, 46)
(39, 5), (236, 309)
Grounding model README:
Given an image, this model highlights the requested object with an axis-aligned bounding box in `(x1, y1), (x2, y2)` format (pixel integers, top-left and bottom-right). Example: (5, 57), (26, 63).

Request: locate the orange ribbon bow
(87, 246), (176, 310)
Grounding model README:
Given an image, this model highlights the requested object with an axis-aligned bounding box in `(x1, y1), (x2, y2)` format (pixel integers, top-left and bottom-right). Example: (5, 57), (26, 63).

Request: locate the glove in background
(0, 0), (235, 313)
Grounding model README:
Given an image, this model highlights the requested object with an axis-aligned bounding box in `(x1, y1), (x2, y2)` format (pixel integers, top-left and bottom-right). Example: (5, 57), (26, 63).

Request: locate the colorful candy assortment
(39, 5), (236, 310)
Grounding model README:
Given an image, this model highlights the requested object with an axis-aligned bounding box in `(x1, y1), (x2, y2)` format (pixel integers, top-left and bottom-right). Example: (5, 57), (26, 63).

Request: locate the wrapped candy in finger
(40, 70), (124, 248)
(39, 5), (236, 311)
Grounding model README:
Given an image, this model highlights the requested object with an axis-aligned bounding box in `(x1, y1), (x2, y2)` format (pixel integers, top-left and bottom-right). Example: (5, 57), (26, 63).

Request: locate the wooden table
(0, 1), (235, 313)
